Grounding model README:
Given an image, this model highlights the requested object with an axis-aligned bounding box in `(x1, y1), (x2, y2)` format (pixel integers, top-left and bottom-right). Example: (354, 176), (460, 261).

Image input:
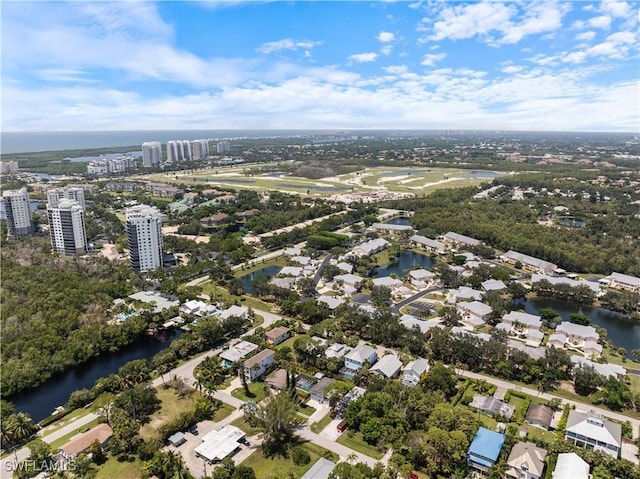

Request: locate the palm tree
(488, 460), (508, 479)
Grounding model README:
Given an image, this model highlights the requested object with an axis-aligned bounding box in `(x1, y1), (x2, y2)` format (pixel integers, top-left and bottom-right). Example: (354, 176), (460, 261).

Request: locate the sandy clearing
(407, 177), (464, 190)
(378, 174), (410, 183)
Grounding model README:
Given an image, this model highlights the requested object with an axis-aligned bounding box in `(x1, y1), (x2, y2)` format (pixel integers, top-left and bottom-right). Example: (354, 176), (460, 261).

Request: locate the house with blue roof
(467, 427), (505, 475)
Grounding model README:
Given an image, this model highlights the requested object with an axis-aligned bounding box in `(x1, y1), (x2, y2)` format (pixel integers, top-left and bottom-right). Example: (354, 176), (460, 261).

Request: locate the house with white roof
(333, 273), (364, 288)
(372, 276), (403, 290)
(194, 425), (245, 464)
(408, 268), (436, 288)
(342, 344), (377, 379)
(570, 356), (626, 379)
(400, 314), (442, 334)
(370, 222), (414, 235)
(325, 343), (352, 359)
(220, 341), (259, 368)
(605, 272), (640, 293)
(565, 410), (621, 458)
(301, 458), (336, 479)
(402, 358), (429, 386)
(447, 287), (483, 304)
(457, 301), (492, 328)
(552, 453), (589, 479)
(502, 250), (557, 274)
(334, 261), (353, 273)
(481, 279), (507, 292)
(352, 238), (390, 257)
(500, 311), (544, 346)
(180, 300), (218, 317)
(317, 295), (345, 314)
(279, 266), (303, 277)
(410, 235), (446, 254)
(291, 255), (311, 266)
(370, 355), (402, 379)
(555, 322), (599, 345)
(219, 305), (249, 320)
(531, 273), (600, 295)
(442, 232), (481, 248)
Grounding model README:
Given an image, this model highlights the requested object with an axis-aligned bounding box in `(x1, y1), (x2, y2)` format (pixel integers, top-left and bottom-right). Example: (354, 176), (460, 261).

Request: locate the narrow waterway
(375, 250), (435, 277)
(10, 330), (181, 423)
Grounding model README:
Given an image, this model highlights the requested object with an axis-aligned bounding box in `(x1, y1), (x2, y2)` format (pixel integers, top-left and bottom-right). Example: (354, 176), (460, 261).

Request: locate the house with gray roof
(342, 344), (377, 379)
(301, 458), (336, 479)
(410, 235), (446, 254)
(400, 314), (442, 334)
(470, 395), (515, 420)
(446, 286), (483, 303)
(333, 273), (364, 288)
(317, 295), (345, 313)
(352, 237), (389, 256)
(309, 377), (336, 405)
(555, 322), (599, 344)
(443, 232), (480, 247)
(370, 222), (414, 234)
(525, 404), (554, 430)
(531, 273), (600, 294)
(565, 410), (621, 458)
(605, 272), (640, 293)
(370, 355), (402, 379)
(220, 341), (259, 368)
(506, 442), (547, 479)
(502, 250), (557, 274)
(402, 358), (429, 386)
(482, 279), (507, 291)
(457, 301), (492, 328)
(552, 453), (589, 479)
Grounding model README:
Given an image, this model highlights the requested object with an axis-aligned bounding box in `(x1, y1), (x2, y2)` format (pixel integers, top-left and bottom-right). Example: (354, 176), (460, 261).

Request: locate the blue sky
(2, 1), (638, 132)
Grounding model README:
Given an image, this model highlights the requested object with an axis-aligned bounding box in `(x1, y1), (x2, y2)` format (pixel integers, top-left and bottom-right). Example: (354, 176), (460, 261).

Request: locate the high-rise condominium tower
(47, 198), (88, 255)
(126, 204), (164, 272)
(1, 188), (35, 239)
(47, 186), (86, 210)
(142, 141), (162, 168)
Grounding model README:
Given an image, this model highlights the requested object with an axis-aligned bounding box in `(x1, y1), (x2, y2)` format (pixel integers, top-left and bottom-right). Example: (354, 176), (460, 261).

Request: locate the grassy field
(96, 456), (142, 479)
(230, 416), (262, 436)
(212, 402), (236, 422)
(198, 281), (275, 312)
(142, 166), (501, 197)
(241, 441), (339, 479)
(336, 430), (386, 459)
(231, 382), (268, 403)
(140, 387), (196, 440)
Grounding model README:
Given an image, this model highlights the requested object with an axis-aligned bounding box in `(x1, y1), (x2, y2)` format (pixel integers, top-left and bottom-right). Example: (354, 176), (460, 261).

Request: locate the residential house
(470, 395), (515, 420)
(310, 377), (336, 405)
(410, 235), (446, 254)
(570, 356), (626, 379)
(446, 286), (483, 303)
(194, 425), (245, 464)
(279, 266), (303, 277)
(317, 295), (345, 314)
(370, 355), (402, 379)
(443, 231), (481, 248)
(342, 344), (377, 379)
(408, 268), (436, 288)
(265, 369), (288, 391)
(148, 183), (181, 198)
(372, 276), (403, 293)
(220, 341), (259, 368)
(525, 404), (554, 431)
(325, 342), (352, 359)
(501, 311), (544, 346)
(270, 277), (296, 290)
(60, 424), (113, 461)
(334, 261), (353, 273)
(402, 358), (429, 386)
(502, 250), (557, 274)
(552, 453), (589, 479)
(457, 301), (492, 329)
(605, 272), (640, 293)
(467, 427), (505, 475)
(555, 322), (599, 346)
(200, 212), (229, 230)
(242, 349), (275, 382)
(301, 458), (336, 479)
(369, 222), (414, 235)
(506, 442), (547, 479)
(482, 279), (507, 292)
(219, 305), (249, 321)
(333, 273), (364, 289)
(565, 410), (622, 458)
(531, 274), (600, 295)
(352, 238), (390, 257)
(265, 326), (291, 346)
(400, 314), (442, 334)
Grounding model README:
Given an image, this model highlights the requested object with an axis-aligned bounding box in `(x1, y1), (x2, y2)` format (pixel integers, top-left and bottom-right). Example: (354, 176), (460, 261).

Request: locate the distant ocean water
(0, 130), (331, 154)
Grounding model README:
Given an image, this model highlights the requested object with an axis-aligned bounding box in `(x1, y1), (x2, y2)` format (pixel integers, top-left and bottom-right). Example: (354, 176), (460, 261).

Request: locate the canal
(513, 297), (640, 355)
(10, 330), (181, 423)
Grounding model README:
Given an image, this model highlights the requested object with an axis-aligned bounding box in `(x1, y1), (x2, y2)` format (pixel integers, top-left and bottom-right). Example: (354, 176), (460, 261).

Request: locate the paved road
(391, 287), (440, 314)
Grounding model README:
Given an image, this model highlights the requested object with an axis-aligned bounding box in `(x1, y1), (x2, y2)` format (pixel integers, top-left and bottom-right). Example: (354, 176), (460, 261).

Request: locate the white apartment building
(0, 161), (19, 175)
(142, 141), (162, 168)
(191, 139), (209, 160)
(47, 187), (86, 210)
(87, 156), (137, 175)
(1, 188), (35, 239)
(216, 141), (231, 154)
(126, 204), (164, 272)
(48, 199), (88, 255)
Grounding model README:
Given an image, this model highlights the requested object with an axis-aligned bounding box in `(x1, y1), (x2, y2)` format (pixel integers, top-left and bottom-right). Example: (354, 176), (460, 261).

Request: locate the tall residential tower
(1, 188), (35, 239)
(47, 199), (88, 255)
(47, 186), (86, 210)
(142, 141), (162, 168)
(126, 204), (164, 272)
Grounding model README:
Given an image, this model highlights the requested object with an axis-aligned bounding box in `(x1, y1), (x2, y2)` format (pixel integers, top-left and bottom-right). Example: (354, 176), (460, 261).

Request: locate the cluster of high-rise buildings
(0, 161), (19, 175)
(140, 139), (232, 168)
(2, 187), (164, 273)
(87, 156), (137, 175)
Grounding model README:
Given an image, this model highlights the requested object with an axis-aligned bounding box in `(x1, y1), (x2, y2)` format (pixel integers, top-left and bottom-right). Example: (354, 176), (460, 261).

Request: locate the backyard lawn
(96, 457), (142, 479)
(231, 381), (268, 403)
(241, 441), (338, 479)
(336, 431), (385, 459)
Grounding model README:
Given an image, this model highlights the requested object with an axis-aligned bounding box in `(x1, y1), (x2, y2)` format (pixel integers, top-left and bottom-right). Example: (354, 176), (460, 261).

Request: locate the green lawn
(140, 387), (196, 440)
(96, 456), (142, 479)
(230, 417), (262, 436)
(233, 256), (288, 277)
(199, 282), (275, 312)
(212, 402), (236, 422)
(336, 431), (385, 460)
(295, 402), (316, 417)
(310, 412), (333, 434)
(277, 334), (308, 351)
(231, 382), (268, 403)
(241, 441), (339, 479)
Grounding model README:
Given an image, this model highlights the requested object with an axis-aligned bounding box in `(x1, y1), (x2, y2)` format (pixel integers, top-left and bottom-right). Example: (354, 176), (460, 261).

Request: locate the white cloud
(563, 30), (637, 63)
(348, 52), (378, 63)
(600, 0), (633, 18)
(376, 31), (395, 42)
(576, 31), (597, 41)
(421, 53), (446, 67)
(424, 1), (570, 45)
(257, 39), (322, 54)
(380, 45), (393, 56)
(501, 65), (523, 74)
(384, 65), (408, 74)
(588, 15), (612, 29)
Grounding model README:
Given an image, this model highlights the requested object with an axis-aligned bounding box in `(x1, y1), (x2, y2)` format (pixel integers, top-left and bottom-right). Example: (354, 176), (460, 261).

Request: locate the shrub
(291, 446), (311, 466)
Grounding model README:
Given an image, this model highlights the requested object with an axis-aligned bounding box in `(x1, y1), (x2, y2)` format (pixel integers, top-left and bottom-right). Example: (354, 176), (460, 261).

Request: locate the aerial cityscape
(1, 2), (640, 479)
